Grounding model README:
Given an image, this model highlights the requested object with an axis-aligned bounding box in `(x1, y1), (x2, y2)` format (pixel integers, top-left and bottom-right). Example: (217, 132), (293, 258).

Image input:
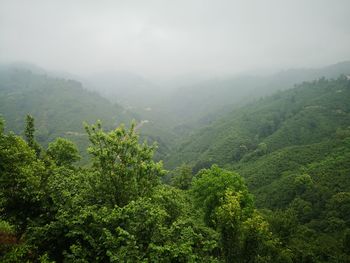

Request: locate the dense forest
(2, 0), (350, 261)
(0, 116), (291, 262)
(167, 76), (350, 261)
(0, 67), (135, 162)
(1, 61), (350, 262)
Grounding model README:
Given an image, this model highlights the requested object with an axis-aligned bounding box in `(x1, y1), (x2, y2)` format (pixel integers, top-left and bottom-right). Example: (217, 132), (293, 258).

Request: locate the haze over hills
(0, 65), (136, 161)
(167, 75), (350, 169)
(1, 60), (350, 162)
(83, 71), (160, 109)
(82, 61), (350, 136)
(149, 61), (350, 126)
(1, 0), (350, 261)
(164, 75), (350, 259)
(1, 61), (350, 261)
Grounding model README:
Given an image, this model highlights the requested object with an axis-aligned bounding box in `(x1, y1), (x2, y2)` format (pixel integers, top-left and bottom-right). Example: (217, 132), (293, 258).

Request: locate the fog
(1, 0), (350, 80)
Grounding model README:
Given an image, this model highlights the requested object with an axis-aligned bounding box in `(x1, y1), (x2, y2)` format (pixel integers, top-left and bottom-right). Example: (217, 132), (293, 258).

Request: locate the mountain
(167, 75), (350, 211)
(90, 61), (350, 142)
(155, 61), (350, 127)
(1, 62), (350, 261)
(69, 62), (350, 144)
(166, 76), (350, 260)
(0, 66), (135, 159)
(79, 61), (350, 162)
(168, 76), (350, 169)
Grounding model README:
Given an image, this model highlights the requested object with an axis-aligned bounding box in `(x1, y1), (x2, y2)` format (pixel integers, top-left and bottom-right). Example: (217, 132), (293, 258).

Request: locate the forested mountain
(0, 116), (293, 262)
(167, 76), (350, 261)
(81, 62), (350, 150)
(134, 61), (350, 131)
(2, 0), (350, 260)
(1, 63), (350, 262)
(0, 66), (135, 160)
(167, 76), (350, 169)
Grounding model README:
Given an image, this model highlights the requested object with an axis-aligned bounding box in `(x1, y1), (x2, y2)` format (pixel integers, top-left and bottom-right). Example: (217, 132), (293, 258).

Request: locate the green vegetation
(130, 61), (350, 135)
(0, 67), (176, 163)
(168, 76), (350, 169)
(1, 64), (350, 261)
(168, 76), (350, 262)
(0, 68), (134, 162)
(0, 116), (287, 262)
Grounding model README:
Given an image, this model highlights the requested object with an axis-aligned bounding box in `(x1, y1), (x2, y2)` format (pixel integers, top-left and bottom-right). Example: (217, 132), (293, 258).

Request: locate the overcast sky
(1, 0), (350, 78)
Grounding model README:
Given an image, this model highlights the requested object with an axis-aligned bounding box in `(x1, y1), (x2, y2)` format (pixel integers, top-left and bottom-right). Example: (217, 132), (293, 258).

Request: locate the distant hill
(1, 61), (350, 260)
(80, 61), (350, 161)
(155, 61), (350, 128)
(0, 66), (135, 159)
(166, 76), (350, 259)
(167, 76), (350, 169)
(64, 61), (350, 141)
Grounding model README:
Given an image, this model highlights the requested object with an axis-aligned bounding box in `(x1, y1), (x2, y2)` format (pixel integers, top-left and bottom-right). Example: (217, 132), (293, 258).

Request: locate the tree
(0, 129), (44, 235)
(84, 121), (164, 207)
(191, 165), (253, 227)
(24, 114), (35, 147)
(24, 114), (41, 157)
(0, 117), (4, 135)
(343, 229), (350, 256)
(215, 190), (245, 261)
(327, 192), (350, 224)
(47, 138), (80, 167)
(170, 164), (193, 190)
(191, 165), (288, 262)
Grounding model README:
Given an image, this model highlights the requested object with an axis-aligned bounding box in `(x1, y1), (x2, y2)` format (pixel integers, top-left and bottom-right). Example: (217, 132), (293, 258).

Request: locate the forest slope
(148, 61), (350, 129)
(0, 67), (135, 159)
(168, 76), (350, 170)
(167, 76), (350, 261)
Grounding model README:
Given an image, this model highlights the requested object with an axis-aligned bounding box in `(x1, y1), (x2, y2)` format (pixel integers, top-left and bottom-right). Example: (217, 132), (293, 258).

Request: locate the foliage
(167, 77), (350, 262)
(0, 68), (134, 163)
(168, 77), (350, 168)
(24, 114), (42, 157)
(170, 164), (193, 190)
(191, 165), (253, 227)
(191, 166), (288, 262)
(0, 118), (221, 261)
(84, 121), (163, 207)
(47, 137), (80, 166)
(0, 124), (45, 234)
(1, 75), (350, 261)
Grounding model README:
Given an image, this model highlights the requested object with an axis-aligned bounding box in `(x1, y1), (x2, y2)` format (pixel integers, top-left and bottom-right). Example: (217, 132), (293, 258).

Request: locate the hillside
(166, 76), (350, 260)
(0, 66), (135, 158)
(168, 76), (350, 168)
(142, 61), (350, 130)
(1, 67), (350, 261)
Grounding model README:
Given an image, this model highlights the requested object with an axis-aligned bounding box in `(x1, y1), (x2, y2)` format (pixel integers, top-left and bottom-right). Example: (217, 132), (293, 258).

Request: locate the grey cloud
(0, 0), (349, 78)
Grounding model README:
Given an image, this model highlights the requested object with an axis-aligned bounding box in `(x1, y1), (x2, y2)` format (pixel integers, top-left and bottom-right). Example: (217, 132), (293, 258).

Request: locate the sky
(1, 0), (350, 79)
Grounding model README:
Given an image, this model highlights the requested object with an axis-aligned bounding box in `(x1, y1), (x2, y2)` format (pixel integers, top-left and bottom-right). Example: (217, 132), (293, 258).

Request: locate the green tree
(191, 165), (253, 227)
(24, 114), (41, 157)
(24, 115), (35, 146)
(216, 191), (289, 262)
(327, 192), (350, 224)
(191, 166), (288, 262)
(85, 121), (164, 207)
(171, 164), (193, 190)
(0, 117), (4, 135)
(343, 229), (350, 256)
(0, 128), (44, 235)
(47, 138), (80, 166)
(215, 190), (246, 261)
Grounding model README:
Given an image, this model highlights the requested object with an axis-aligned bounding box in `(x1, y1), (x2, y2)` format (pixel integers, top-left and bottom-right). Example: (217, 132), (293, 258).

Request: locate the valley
(1, 61), (350, 261)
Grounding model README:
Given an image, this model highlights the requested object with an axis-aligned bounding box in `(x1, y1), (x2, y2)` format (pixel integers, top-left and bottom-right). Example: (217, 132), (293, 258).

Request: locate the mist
(1, 0), (350, 80)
